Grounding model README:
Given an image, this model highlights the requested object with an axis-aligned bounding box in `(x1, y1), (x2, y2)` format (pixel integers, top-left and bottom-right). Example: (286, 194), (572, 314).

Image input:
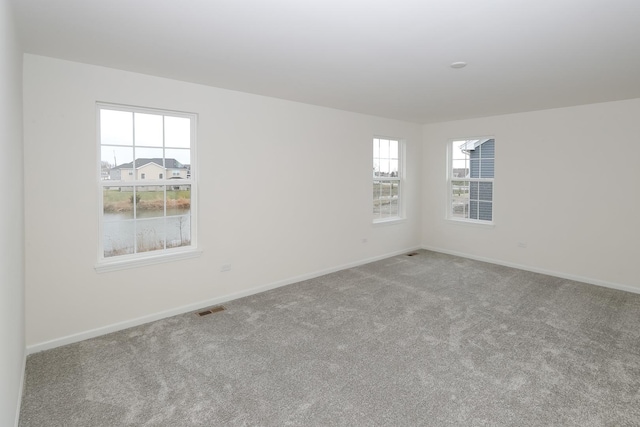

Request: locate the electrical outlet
(220, 264), (232, 272)
(517, 242), (527, 248)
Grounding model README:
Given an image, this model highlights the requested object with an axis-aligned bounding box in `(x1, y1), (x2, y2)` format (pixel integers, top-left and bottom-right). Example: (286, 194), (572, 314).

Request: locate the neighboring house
(110, 158), (190, 181)
(452, 168), (468, 178)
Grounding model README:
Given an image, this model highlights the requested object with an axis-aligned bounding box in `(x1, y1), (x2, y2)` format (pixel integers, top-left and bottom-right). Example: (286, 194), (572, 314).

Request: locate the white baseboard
(421, 245), (640, 295)
(15, 350), (26, 427)
(26, 246), (422, 355)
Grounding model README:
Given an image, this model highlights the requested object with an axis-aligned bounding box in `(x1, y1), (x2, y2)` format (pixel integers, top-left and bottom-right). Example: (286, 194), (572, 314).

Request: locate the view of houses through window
(449, 138), (495, 222)
(98, 104), (196, 260)
(373, 137), (401, 221)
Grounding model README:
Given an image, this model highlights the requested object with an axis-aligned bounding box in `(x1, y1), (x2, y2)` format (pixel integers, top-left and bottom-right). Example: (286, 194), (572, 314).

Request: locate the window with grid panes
(97, 103), (197, 268)
(373, 137), (402, 222)
(449, 138), (494, 222)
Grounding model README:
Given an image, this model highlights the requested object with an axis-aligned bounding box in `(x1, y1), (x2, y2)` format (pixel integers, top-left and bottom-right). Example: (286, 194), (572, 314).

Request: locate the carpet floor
(19, 250), (640, 426)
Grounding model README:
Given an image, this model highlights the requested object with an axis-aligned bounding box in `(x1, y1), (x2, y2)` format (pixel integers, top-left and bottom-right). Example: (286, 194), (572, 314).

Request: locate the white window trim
(95, 248), (203, 273)
(446, 136), (495, 225)
(373, 217), (407, 227)
(95, 102), (199, 272)
(373, 137), (405, 224)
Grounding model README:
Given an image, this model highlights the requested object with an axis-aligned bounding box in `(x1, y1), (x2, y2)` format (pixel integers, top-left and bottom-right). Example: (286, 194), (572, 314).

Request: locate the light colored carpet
(19, 250), (640, 426)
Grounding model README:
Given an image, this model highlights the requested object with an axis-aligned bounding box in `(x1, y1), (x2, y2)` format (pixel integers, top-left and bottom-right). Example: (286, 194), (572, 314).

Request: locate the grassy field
(103, 189), (190, 212)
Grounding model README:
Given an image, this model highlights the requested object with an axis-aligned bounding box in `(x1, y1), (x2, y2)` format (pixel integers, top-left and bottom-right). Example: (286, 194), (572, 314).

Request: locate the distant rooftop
(114, 158), (188, 169)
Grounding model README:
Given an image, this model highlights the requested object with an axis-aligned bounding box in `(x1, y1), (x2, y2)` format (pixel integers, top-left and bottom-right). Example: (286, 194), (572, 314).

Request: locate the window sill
(445, 218), (495, 229)
(95, 248), (203, 273)
(373, 217), (406, 226)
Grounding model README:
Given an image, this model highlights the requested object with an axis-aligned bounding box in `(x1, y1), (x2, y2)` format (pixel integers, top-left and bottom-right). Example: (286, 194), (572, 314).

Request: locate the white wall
(0, 0), (25, 425)
(422, 99), (640, 292)
(23, 54), (423, 349)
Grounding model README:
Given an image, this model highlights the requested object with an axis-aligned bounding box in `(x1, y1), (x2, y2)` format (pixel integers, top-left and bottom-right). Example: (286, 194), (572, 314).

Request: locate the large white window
(373, 137), (402, 222)
(97, 103), (197, 270)
(448, 138), (495, 223)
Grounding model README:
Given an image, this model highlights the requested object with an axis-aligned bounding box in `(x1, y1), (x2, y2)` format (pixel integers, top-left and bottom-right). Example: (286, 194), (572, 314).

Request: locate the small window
(448, 138), (495, 222)
(373, 137), (402, 222)
(98, 103), (197, 269)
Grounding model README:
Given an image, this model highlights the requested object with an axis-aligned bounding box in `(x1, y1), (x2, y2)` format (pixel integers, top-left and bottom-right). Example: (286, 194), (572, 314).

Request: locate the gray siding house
(463, 138), (495, 221)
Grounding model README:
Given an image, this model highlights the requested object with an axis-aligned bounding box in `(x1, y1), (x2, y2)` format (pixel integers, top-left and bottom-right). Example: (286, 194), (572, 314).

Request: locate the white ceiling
(11, 0), (640, 123)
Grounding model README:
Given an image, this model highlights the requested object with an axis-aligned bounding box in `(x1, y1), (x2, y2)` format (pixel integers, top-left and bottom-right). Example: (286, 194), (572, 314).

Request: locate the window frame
(447, 136), (495, 225)
(373, 136), (404, 224)
(95, 102), (200, 273)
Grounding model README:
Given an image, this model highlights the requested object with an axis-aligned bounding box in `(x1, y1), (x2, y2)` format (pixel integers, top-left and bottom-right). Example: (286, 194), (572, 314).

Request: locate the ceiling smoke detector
(450, 62), (467, 69)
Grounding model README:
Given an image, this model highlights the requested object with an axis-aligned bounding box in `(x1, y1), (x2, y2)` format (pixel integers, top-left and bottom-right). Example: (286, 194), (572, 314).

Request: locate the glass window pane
(389, 198), (399, 217)
(135, 148), (164, 164)
(381, 180), (391, 198)
(166, 185), (191, 216)
(165, 116), (191, 149)
(379, 159), (390, 176)
(470, 182), (479, 200)
(389, 140), (398, 159)
(166, 214), (190, 248)
(480, 140), (495, 158)
(380, 139), (389, 158)
(451, 140), (469, 160)
(479, 182), (493, 201)
(135, 159), (164, 180)
(103, 219), (134, 257)
(100, 109), (133, 146)
(136, 218), (165, 253)
(480, 159), (495, 178)
(381, 194), (390, 218)
(165, 148), (191, 171)
(452, 159), (468, 178)
(390, 159), (398, 177)
(470, 159), (480, 178)
(479, 201), (493, 221)
(101, 146), (133, 181)
(103, 186), (134, 220)
(134, 113), (163, 147)
(451, 200), (468, 218)
(390, 182), (399, 198)
(452, 181), (469, 219)
(136, 186), (165, 219)
(469, 200), (479, 220)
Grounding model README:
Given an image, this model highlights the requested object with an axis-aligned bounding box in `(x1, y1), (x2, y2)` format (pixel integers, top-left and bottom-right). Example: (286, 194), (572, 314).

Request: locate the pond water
(103, 208), (191, 256)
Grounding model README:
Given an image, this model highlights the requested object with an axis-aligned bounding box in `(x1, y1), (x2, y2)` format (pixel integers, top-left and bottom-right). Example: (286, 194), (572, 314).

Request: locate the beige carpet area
(19, 250), (640, 426)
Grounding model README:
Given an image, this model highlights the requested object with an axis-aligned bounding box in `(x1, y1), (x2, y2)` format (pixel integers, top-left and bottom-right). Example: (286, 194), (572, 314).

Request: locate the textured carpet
(19, 250), (640, 426)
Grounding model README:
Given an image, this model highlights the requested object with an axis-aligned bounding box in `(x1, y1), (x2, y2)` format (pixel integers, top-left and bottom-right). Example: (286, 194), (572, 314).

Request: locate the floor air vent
(197, 306), (225, 316)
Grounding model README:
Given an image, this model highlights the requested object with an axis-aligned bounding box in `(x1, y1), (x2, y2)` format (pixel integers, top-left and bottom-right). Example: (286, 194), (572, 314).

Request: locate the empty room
(2, 0), (640, 425)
